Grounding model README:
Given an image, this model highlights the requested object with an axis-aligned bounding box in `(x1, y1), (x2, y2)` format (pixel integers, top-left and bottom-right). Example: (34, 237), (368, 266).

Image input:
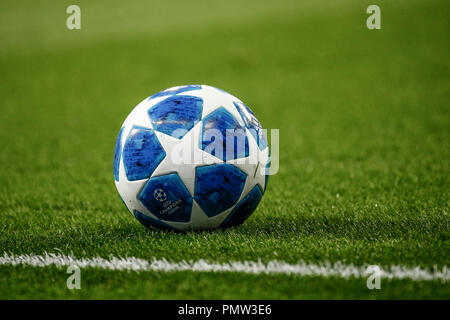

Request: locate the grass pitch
(0, 0), (449, 299)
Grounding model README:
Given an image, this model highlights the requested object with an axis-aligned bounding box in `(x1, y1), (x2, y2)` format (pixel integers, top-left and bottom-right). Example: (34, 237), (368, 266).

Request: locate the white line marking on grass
(0, 252), (448, 282)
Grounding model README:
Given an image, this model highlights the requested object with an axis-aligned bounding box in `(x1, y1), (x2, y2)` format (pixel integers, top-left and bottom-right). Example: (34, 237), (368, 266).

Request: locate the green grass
(0, 0), (449, 299)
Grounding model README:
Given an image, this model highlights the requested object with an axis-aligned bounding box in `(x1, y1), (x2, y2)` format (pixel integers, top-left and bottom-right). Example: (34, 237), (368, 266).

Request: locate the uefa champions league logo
(153, 189), (167, 202)
(152, 188), (183, 215)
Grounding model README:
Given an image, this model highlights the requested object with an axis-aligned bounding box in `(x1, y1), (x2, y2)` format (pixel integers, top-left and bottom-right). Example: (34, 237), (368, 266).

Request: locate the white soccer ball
(113, 85), (269, 231)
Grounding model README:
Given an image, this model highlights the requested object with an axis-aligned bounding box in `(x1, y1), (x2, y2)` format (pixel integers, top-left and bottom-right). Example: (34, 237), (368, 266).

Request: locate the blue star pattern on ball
(122, 126), (166, 181)
(148, 95), (203, 139)
(138, 173), (193, 222)
(200, 107), (249, 161)
(194, 164), (246, 217)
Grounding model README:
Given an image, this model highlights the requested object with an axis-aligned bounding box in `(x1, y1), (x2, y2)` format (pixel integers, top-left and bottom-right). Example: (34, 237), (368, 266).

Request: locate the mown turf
(1, 266), (449, 300)
(0, 0), (449, 299)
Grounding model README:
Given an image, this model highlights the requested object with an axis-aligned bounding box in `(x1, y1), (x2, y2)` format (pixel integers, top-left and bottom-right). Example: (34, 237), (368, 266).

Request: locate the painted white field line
(0, 252), (448, 282)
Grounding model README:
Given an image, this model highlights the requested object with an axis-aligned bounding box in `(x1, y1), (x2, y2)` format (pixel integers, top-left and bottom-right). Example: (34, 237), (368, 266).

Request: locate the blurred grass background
(0, 0), (448, 299)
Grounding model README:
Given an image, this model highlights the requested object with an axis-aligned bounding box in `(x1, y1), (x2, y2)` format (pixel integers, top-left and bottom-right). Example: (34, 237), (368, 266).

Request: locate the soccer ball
(113, 85), (269, 231)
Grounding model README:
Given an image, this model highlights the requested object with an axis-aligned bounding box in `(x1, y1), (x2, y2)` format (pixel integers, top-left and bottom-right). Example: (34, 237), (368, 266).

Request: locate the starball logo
(153, 189), (167, 202)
